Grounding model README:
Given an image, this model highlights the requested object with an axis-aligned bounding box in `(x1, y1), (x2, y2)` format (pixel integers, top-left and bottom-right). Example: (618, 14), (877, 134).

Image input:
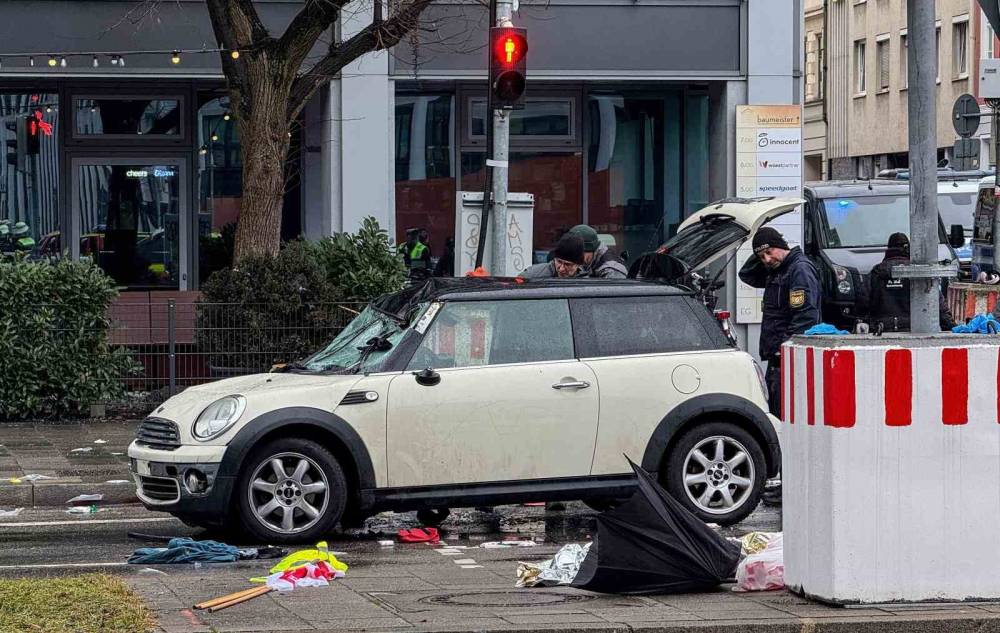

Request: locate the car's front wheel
(662, 421), (765, 526)
(236, 438), (347, 544)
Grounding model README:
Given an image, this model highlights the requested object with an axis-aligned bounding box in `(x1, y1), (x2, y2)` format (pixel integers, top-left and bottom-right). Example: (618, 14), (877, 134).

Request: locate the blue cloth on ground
(804, 323), (849, 335)
(951, 313), (1000, 334)
(128, 537), (240, 564)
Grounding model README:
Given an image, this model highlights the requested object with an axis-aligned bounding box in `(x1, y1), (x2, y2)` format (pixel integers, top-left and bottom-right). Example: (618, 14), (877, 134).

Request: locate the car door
(571, 295), (737, 476)
(386, 298), (599, 487)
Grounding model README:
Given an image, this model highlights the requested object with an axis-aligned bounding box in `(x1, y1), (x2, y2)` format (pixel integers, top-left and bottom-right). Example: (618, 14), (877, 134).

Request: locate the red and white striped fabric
(947, 284), (999, 322)
(780, 342), (999, 428)
(781, 338), (1000, 604)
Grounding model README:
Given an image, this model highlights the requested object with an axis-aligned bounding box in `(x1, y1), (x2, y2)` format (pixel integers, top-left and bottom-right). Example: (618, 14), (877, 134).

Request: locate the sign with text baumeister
(734, 105), (803, 324)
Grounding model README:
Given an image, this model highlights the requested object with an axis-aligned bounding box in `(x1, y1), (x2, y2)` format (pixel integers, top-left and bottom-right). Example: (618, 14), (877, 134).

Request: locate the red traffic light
(489, 27), (528, 108)
(492, 28), (527, 67)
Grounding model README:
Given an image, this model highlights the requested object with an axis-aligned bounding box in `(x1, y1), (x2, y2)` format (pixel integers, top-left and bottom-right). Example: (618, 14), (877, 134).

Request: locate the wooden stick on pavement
(194, 585), (266, 610)
(206, 585), (273, 612)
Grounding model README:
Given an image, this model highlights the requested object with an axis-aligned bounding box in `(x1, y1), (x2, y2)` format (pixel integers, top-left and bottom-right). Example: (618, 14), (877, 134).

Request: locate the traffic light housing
(24, 114), (40, 157)
(489, 27), (527, 109)
(4, 116), (27, 170)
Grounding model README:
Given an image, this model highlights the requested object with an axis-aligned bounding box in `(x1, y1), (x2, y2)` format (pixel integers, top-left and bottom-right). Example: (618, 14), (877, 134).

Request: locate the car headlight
(192, 396), (246, 441)
(832, 265), (854, 296)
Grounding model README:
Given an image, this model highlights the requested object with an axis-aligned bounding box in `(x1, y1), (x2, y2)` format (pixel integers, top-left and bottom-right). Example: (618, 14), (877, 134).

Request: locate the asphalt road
(0, 502), (781, 576)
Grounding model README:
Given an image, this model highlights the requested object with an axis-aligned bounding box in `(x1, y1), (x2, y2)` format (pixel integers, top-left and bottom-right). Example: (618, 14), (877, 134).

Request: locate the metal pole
(489, 0), (514, 276)
(993, 103), (1000, 272)
(167, 299), (176, 396)
(474, 0), (498, 271)
(905, 0), (940, 333)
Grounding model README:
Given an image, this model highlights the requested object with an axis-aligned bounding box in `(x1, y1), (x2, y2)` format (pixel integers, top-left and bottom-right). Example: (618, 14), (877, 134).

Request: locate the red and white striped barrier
(781, 336), (1000, 604)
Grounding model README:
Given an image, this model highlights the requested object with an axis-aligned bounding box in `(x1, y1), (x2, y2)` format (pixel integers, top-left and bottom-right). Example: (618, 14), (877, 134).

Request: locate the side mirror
(413, 367), (440, 387)
(949, 224), (966, 249)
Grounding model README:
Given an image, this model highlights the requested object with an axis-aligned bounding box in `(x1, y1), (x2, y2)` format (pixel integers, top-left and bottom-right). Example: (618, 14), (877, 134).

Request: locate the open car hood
(629, 197), (804, 282)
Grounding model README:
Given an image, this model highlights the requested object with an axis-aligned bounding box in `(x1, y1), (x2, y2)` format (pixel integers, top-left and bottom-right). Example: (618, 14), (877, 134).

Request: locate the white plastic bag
(734, 534), (783, 592)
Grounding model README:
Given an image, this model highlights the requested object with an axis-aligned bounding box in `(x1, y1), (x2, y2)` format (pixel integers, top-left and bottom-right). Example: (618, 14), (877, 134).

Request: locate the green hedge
(0, 257), (137, 420)
(196, 218), (406, 371)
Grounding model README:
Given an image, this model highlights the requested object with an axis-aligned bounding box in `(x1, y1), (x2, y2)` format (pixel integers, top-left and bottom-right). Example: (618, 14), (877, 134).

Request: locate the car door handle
(552, 380), (591, 390)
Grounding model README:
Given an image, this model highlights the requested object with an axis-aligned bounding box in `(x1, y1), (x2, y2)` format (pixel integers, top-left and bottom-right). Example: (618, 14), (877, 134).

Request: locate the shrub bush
(309, 216), (407, 301)
(196, 240), (347, 371)
(0, 257), (137, 420)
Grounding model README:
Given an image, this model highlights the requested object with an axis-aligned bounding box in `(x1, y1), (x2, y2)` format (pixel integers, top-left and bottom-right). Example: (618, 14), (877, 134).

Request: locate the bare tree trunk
(231, 61), (294, 261)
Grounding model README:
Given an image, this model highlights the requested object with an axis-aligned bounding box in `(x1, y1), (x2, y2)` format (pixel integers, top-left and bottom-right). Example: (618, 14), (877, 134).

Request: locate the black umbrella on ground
(572, 459), (741, 595)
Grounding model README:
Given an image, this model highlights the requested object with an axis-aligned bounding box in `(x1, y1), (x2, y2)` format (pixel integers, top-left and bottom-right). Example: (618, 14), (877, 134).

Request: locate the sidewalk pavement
(0, 420), (138, 508)
(130, 539), (1000, 633)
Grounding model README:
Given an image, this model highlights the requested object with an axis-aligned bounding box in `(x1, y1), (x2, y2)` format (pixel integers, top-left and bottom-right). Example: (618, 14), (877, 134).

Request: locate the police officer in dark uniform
(738, 227), (822, 416)
(868, 232), (955, 332)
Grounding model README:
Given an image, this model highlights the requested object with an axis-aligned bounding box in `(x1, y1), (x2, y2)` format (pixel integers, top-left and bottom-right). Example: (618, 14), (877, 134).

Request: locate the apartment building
(805, 0), (828, 181)
(824, 0), (977, 179)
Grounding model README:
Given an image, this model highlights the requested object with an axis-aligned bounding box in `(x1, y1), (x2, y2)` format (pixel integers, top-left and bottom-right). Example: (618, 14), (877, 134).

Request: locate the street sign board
(735, 104), (803, 325)
(952, 137), (980, 171)
(952, 93), (981, 138)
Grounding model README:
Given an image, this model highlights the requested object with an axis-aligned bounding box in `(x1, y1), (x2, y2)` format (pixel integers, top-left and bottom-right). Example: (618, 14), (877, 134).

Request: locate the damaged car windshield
(300, 304), (425, 373)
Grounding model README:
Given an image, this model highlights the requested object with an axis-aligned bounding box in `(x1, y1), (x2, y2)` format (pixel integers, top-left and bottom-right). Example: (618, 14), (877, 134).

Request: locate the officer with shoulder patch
(738, 226), (822, 416)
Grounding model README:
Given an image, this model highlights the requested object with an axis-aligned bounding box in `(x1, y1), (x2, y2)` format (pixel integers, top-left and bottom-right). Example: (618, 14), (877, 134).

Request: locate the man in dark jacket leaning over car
(868, 232), (955, 333)
(738, 227), (822, 417)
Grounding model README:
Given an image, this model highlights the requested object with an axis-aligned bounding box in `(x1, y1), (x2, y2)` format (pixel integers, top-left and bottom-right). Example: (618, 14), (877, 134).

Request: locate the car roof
(807, 178), (982, 198)
(805, 180), (911, 197)
(373, 278), (691, 319)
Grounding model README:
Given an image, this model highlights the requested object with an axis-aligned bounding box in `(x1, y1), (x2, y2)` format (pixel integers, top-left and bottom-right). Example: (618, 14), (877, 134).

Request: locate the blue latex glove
(804, 323), (850, 335)
(952, 313), (1000, 334)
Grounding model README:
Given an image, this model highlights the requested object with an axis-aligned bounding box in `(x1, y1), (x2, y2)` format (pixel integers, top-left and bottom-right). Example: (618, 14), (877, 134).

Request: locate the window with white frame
(855, 40), (866, 94)
(876, 36), (890, 92)
(953, 17), (968, 78)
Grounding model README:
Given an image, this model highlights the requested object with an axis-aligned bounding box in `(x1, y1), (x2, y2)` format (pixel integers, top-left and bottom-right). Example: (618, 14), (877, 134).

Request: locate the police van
(802, 178), (973, 329)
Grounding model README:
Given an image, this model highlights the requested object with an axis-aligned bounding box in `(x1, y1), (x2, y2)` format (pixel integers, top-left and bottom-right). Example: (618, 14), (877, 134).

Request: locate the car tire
(662, 421), (766, 526)
(236, 438), (347, 544)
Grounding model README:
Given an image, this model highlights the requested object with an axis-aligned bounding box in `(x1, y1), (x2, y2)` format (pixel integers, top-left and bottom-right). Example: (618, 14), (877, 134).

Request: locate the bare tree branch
(287, 0), (434, 117)
(277, 0), (346, 65)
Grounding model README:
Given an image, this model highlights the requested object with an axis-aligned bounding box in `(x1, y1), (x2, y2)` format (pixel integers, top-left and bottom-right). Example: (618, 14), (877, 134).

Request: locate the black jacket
(739, 247), (822, 360)
(868, 249), (955, 332)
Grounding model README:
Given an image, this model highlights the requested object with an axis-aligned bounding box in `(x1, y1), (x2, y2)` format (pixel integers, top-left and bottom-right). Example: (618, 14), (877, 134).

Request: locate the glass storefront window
(470, 99), (573, 138)
(461, 151), (582, 262)
(77, 164), (181, 288)
(75, 98), (181, 136)
(197, 95), (241, 285)
(587, 96), (665, 260)
(0, 93), (60, 259)
(394, 95), (455, 260)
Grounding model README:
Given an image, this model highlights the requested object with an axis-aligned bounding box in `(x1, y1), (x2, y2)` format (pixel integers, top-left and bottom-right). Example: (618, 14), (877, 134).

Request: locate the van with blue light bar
(802, 179), (967, 329)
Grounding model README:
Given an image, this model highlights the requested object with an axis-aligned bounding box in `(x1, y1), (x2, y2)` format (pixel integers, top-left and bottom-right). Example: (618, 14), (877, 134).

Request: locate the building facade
(804, 0), (827, 181)
(0, 0), (802, 349)
(823, 0), (976, 179)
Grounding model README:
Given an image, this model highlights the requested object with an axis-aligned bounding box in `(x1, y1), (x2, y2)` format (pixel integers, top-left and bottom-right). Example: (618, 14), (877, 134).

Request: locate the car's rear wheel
(662, 421), (765, 526)
(236, 438), (347, 544)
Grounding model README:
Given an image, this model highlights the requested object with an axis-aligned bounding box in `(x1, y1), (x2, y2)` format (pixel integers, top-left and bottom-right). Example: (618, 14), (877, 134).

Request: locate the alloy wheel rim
(248, 452), (329, 534)
(682, 435), (755, 515)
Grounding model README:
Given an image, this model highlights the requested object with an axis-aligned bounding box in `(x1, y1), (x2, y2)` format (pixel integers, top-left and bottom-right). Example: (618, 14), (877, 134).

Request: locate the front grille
(340, 390), (378, 405)
(135, 417), (181, 451)
(137, 475), (180, 502)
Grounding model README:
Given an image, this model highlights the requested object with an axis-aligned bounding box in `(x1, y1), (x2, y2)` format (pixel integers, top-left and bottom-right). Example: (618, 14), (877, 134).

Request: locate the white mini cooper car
(129, 198), (797, 543)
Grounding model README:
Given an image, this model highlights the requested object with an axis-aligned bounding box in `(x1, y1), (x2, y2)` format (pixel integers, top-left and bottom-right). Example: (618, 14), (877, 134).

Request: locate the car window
(407, 299), (574, 370)
(571, 296), (723, 357)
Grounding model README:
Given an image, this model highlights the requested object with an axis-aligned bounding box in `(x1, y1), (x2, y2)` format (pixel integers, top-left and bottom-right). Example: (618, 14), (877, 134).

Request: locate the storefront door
(71, 157), (188, 290)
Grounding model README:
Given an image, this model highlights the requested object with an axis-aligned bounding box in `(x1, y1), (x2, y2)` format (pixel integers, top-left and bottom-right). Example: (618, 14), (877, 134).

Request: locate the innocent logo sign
(758, 133), (769, 148)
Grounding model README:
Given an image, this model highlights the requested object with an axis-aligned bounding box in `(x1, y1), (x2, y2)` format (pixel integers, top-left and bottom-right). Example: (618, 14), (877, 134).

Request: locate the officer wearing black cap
(738, 226), (822, 416)
(868, 232), (955, 332)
